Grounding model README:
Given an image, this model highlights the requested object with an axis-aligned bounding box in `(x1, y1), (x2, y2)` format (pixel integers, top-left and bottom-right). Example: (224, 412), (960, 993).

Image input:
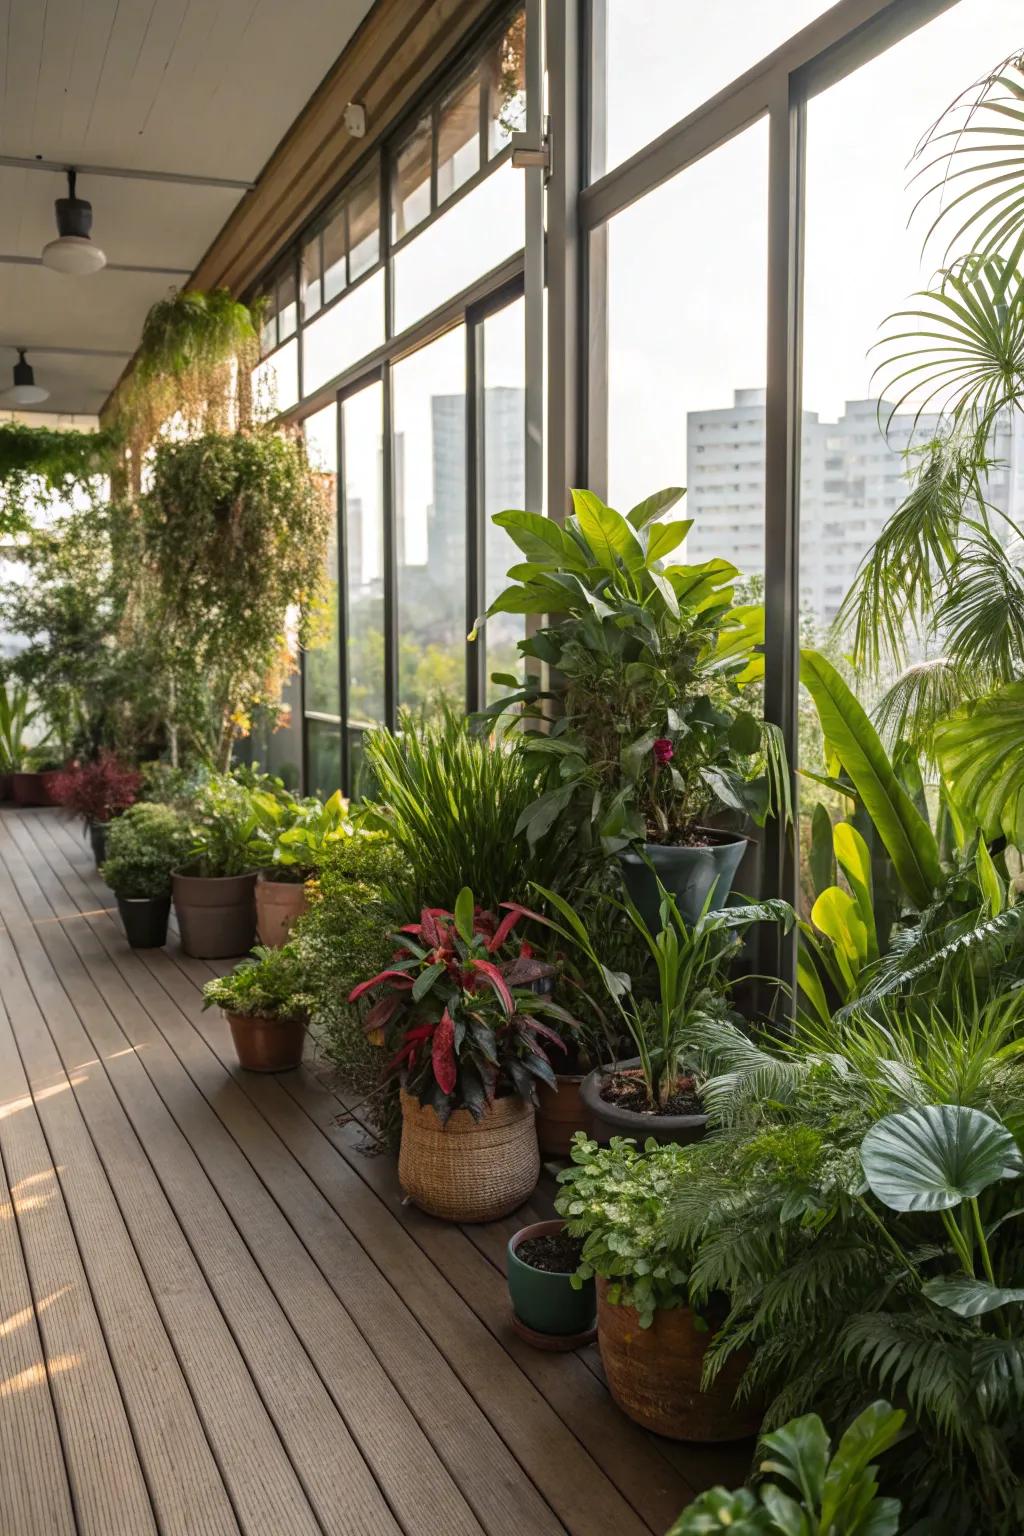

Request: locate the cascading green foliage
(472, 487), (786, 854)
(0, 421), (117, 537)
(361, 703), (582, 914)
(140, 430), (331, 770)
(665, 990), (1024, 1534)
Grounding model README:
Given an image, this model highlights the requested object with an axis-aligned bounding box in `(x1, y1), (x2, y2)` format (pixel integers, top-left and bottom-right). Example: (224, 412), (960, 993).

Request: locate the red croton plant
(51, 754), (141, 825)
(349, 887), (578, 1123)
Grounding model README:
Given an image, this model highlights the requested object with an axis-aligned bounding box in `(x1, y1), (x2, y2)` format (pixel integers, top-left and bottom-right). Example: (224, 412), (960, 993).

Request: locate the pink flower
(653, 738), (674, 765)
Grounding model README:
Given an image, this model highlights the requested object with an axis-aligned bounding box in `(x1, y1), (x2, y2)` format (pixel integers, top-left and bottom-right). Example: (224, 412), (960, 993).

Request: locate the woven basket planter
(398, 1089), (540, 1223)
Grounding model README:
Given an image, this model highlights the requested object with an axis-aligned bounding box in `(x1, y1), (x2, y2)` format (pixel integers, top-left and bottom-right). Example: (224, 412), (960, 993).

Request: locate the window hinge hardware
(343, 102), (367, 138)
(511, 118), (551, 181)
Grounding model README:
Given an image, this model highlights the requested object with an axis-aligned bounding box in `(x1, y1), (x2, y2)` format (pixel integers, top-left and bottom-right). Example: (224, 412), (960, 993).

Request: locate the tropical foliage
(349, 889), (576, 1122)
(472, 487), (787, 854)
(202, 943), (312, 1022)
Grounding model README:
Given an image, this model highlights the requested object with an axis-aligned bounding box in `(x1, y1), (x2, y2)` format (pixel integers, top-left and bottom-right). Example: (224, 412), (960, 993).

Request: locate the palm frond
(933, 520), (1024, 680)
(841, 1310), (972, 1440)
(873, 657), (977, 760)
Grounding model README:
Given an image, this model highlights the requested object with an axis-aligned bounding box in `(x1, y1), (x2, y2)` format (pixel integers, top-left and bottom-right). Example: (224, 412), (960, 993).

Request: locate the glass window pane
(277, 265), (297, 341)
(307, 718), (342, 797)
(303, 404), (340, 717)
(393, 327), (466, 718)
(322, 203), (347, 305)
(437, 76), (481, 203)
(259, 289), (277, 355)
(486, 9), (526, 156)
(481, 297), (526, 701)
(393, 160), (524, 334)
(343, 381), (386, 735)
(301, 268), (385, 396)
(253, 335), (299, 414)
(392, 114), (432, 242)
(595, 0), (829, 174)
(301, 232), (322, 320)
(796, 0), (1024, 914)
(604, 118), (768, 590)
(348, 167), (380, 281)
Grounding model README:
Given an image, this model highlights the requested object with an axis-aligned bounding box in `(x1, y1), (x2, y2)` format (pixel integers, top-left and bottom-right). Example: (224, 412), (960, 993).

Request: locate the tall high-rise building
(686, 389), (1024, 624)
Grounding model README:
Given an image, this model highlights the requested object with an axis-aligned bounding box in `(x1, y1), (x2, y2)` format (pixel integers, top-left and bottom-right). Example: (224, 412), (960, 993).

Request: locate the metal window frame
(578, 0), (961, 933)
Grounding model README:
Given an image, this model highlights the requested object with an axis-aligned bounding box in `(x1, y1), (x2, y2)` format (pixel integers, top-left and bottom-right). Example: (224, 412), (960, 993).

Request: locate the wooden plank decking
(0, 808), (747, 1536)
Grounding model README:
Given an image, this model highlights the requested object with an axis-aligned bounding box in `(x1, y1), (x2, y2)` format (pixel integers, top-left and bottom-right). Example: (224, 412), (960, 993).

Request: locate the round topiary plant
(101, 802), (191, 899)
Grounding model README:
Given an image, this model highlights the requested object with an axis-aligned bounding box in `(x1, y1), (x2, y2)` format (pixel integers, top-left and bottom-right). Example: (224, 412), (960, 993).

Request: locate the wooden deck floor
(0, 807), (748, 1536)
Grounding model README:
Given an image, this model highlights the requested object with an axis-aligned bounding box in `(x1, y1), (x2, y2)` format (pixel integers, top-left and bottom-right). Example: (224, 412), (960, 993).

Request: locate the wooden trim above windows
(192, 0), (497, 298)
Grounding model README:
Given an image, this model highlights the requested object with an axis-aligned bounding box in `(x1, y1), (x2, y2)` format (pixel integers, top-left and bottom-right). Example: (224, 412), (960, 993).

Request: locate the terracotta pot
(536, 1072), (589, 1156)
(597, 1279), (760, 1442)
(255, 874), (309, 947)
(12, 770), (54, 807)
(398, 1088), (539, 1223)
(581, 1058), (708, 1148)
(507, 1218), (596, 1348)
(172, 870), (257, 959)
(226, 1010), (307, 1072)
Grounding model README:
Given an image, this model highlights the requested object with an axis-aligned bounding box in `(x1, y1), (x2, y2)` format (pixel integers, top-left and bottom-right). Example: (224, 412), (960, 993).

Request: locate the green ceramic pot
(507, 1219), (596, 1347)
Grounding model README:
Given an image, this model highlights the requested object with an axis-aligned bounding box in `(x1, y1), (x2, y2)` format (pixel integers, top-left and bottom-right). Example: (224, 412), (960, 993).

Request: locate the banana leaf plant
(348, 887), (578, 1123)
(470, 487), (788, 855)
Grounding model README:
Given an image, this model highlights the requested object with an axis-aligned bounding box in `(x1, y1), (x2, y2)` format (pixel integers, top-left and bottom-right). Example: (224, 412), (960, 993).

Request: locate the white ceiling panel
(0, 0), (376, 413)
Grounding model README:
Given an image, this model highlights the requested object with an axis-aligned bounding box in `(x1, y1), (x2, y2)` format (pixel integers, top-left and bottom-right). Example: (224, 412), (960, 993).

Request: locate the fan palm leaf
(873, 657), (977, 761)
(933, 519), (1024, 680)
(935, 678), (1024, 844)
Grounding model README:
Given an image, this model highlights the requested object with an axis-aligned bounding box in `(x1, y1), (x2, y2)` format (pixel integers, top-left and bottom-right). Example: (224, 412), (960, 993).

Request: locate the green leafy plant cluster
(555, 1134), (701, 1327)
(100, 802), (192, 900)
(668, 1400), (905, 1535)
(202, 943), (312, 1022)
(362, 703), (582, 912)
(250, 785), (352, 881)
(0, 421), (117, 537)
(181, 774), (262, 878)
(473, 487), (786, 853)
(0, 677), (45, 772)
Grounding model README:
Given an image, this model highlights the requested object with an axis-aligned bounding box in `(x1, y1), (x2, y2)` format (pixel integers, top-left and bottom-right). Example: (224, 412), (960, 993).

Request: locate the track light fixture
(41, 169), (107, 275)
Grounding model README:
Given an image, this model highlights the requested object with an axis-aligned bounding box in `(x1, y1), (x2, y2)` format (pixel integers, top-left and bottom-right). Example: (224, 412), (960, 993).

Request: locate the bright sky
(604, 0), (1024, 508)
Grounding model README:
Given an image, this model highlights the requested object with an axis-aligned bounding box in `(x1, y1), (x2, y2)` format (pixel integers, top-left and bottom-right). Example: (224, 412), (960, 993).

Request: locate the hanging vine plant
(0, 421), (118, 536)
(139, 429), (331, 769)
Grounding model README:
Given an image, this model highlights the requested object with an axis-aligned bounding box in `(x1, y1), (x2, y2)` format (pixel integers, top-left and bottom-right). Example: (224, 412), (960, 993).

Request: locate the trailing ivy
(0, 421), (117, 537)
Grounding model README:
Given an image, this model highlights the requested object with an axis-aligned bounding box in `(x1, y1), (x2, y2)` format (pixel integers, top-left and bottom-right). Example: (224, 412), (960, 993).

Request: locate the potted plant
(12, 744), (66, 807)
(172, 775), (261, 959)
(251, 786), (351, 946)
(51, 753), (141, 865)
(0, 678), (42, 802)
(472, 487), (788, 929)
(507, 1218), (597, 1349)
(350, 888), (578, 1222)
(202, 943), (312, 1071)
(521, 880), (792, 1146)
(557, 1134), (760, 1442)
(100, 802), (191, 948)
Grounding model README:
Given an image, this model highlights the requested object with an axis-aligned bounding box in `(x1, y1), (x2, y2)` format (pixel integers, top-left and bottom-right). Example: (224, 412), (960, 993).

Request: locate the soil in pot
(172, 871), (257, 960)
(507, 1218), (596, 1348)
(581, 1058), (708, 1148)
(255, 875), (309, 948)
(597, 1278), (760, 1442)
(226, 1011), (306, 1072)
(117, 895), (171, 950)
(399, 1088), (540, 1223)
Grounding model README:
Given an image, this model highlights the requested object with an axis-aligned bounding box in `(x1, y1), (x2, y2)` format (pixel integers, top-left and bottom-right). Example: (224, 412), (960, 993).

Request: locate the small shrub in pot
(250, 785), (352, 946)
(101, 802), (191, 948)
(173, 775), (261, 958)
(203, 943), (312, 1072)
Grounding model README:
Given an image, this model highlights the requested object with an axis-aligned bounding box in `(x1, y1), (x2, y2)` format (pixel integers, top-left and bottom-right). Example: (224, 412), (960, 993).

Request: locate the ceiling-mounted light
(4, 349), (49, 405)
(41, 168), (106, 275)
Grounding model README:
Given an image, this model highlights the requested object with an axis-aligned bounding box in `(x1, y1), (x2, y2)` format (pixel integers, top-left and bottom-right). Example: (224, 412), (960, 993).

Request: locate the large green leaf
(491, 508), (587, 569)
(860, 1103), (1023, 1213)
(569, 488), (644, 574)
(935, 680), (1024, 846)
(809, 804), (836, 902)
(833, 822), (878, 963)
(646, 519), (691, 565)
(800, 650), (942, 909)
(923, 1274), (1024, 1318)
(810, 887), (870, 992)
(627, 485), (685, 530)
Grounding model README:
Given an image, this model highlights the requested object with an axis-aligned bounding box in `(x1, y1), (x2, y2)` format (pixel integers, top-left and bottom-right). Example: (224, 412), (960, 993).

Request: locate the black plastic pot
(617, 832), (749, 933)
(117, 894), (171, 949)
(89, 821), (109, 867)
(580, 1058), (708, 1149)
